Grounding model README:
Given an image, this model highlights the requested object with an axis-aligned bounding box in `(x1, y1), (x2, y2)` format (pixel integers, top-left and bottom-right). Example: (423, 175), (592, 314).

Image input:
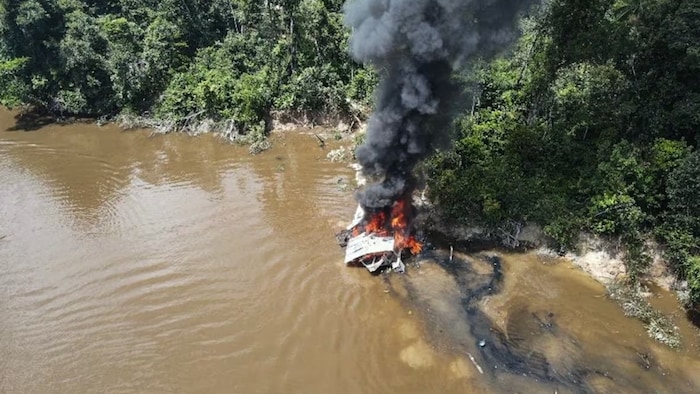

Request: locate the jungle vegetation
(0, 0), (375, 134)
(1, 0), (698, 308)
(425, 0), (700, 308)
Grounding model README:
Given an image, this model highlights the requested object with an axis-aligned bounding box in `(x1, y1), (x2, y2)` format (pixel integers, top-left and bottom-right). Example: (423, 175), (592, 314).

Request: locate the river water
(1, 110), (699, 393)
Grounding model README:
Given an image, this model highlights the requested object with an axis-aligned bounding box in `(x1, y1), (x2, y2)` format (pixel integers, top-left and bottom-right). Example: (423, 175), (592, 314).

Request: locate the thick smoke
(344, 0), (535, 209)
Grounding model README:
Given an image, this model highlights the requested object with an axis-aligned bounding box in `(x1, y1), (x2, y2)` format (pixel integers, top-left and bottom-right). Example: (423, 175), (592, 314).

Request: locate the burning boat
(337, 198), (423, 273)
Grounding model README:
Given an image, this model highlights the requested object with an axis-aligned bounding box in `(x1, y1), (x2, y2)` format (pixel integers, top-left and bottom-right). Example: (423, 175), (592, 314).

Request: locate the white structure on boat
(342, 205), (404, 273)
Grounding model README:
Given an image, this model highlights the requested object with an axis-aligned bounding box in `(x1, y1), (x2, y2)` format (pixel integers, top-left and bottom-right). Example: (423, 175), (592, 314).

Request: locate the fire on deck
(338, 204), (421, 273)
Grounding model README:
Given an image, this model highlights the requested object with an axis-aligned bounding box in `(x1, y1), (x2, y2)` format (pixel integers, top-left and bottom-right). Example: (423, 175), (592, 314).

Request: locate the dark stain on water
(386, 242), (700, 393)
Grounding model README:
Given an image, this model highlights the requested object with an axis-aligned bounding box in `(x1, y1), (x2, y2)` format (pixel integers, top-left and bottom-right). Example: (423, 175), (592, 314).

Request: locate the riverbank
(419, 205), (699, 347)
(6, 106), (697, 348)
(416, 202), (688, 295)
(329, 140), (697, 347)
(8, 105), (690, 307)
(3, 110), (700, 392)
(8, 105), (365, 154)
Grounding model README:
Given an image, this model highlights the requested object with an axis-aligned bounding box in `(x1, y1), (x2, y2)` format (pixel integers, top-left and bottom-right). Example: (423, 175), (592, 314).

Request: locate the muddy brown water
(1, 110), (699, 394)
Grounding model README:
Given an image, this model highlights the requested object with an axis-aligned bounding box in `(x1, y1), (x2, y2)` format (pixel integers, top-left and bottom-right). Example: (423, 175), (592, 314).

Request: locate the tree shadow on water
(687, 307), (700, 329)
(5, 108), (82, 132)
(5, 109), (54, 131)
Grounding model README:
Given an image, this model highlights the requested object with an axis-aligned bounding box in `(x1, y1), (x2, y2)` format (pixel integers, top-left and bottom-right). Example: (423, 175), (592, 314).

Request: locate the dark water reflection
(1, 110), (699, 393)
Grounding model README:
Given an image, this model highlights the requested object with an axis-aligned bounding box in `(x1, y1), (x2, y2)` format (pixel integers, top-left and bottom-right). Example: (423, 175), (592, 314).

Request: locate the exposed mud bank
(9, 105), (366, 144)
(415, 205), (684, 289)
(413, 205), (700, 345)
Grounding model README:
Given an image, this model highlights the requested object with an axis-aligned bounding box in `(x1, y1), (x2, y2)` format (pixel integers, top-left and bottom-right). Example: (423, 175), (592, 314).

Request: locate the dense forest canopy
(0, 0), (375, 132)
(425, 0), (699, 306)
(1, 0), (699, 308)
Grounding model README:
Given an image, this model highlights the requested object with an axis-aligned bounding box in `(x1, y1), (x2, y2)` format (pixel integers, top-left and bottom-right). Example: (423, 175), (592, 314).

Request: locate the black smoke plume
(344, 0), (535, 209)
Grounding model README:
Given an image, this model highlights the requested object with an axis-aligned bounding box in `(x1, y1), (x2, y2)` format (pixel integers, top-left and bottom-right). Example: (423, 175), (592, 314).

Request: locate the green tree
(0, 56), (28, 106)
(57, 8), (112, 114)
(426, 0), (700, 302)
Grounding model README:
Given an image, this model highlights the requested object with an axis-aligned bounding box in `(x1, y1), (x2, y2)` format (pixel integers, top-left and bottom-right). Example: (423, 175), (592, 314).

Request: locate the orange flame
(390, 198), (423, 254)
(356, 197), (423, 255)
(366, 210), (388, 235)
